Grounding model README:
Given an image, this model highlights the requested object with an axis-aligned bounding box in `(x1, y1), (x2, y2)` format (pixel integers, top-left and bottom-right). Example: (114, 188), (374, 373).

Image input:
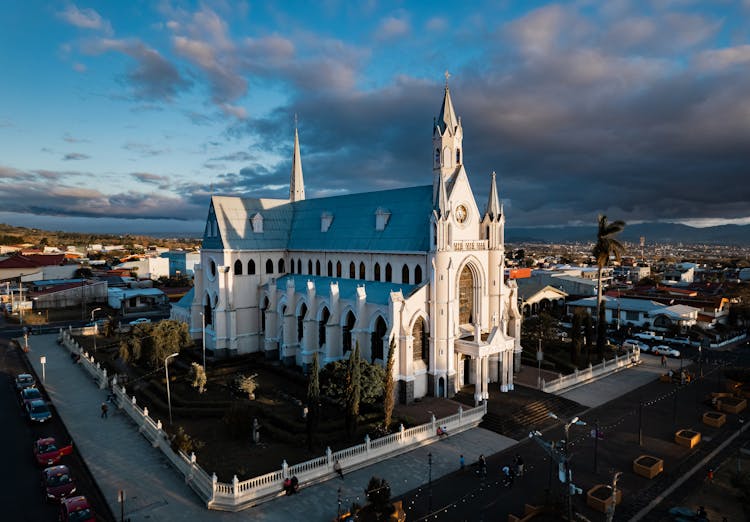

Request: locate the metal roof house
(190, 83), (522, 404)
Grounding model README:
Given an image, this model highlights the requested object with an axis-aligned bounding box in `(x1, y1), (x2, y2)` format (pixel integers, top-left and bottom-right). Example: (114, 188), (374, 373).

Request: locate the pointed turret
(485, 171), (501, 221)
(436, 169), (449, 219)
(432, 73), (464, 199)
(289, 125), (305, 202)
(436, 83), (458, 136)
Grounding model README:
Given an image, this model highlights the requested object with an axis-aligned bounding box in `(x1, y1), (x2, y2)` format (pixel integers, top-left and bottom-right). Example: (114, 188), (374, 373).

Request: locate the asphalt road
(0, 326), (114, 521)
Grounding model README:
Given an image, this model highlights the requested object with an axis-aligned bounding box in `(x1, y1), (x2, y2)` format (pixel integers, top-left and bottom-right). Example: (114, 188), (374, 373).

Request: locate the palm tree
(592, 215), (626, 357)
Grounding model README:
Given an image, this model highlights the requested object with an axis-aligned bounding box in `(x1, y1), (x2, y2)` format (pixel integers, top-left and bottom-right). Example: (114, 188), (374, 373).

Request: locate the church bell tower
(432, 72), (463, 203)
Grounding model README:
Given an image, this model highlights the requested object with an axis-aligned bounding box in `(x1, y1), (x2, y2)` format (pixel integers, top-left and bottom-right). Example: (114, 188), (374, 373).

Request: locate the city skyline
(2, 0), (750, 235)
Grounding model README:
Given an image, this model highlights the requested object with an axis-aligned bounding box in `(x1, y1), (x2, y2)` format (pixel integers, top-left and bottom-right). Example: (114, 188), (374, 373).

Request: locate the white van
(623, 339), (649, 352)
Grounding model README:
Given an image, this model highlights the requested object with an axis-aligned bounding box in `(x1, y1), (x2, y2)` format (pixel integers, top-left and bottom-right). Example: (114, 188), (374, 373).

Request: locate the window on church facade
(234, 259), (243, 275)
(260, 297), (268, 332)
(371, 316), (386, 362)
(402, 264), (409, 284)
(290, 258), (295, 273)
(456, 148), (461, 164)
(248, 260), (256, 275)
(435, 148), (440, 166)
(203, 297), (213, 326)
(336, 261), (342, 277)
(319, 307), (330, 347)
(359, 262), (366, 279)
(374, 263), (381, 281)
(458, 265), (474, 325)
(412, 317), (428, 364)
(298, 259), (302, 274)
(342, 311), (356, 353)
(415, 265), (423, 284)
(297, 303), (307, 342)
(315, 260), (321, 276)
(349, 262), (355, 279)
(385, 263), (392, 282)
(308, 260), (312, 274)
(327, 261), (333, 277)
(278, 259), (285, 273)
(210, 260), (216, 277)
(266, 259), (274, 274)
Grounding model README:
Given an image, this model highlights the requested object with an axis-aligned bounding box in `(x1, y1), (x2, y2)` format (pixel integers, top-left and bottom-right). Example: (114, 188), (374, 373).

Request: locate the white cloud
(425, 17), (447, 32)
(695, 45), (750, 71)
(375, 16), (410, 40)
(58, 5), (112, 34)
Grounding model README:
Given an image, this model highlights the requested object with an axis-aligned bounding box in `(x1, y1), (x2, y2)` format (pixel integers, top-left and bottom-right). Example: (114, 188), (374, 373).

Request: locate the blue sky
(1, 0), (750, 235)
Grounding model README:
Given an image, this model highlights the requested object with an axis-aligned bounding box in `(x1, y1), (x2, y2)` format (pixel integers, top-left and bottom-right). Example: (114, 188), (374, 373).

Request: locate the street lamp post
(549, 413), (587, 521)
(91, 307), (102, 353)
(605, 472), (622, 522)
(165, 352), (179, 424)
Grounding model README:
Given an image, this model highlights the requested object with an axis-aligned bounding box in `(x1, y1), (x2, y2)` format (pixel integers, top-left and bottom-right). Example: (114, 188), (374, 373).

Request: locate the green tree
(319, 357), (385, 408)
(592, 215), (625, 358)
(382, 338), (396, 432)
(306, 352), (320, 450)
(365, 476), (393, 518)
(189, 362), (207, 394)
(118, 320), (190, 368)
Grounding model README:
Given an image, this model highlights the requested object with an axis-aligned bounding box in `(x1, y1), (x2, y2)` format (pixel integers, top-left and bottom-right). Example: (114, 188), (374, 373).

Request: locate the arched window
(412, 317), (428, 363)
(307, 260), (313, 275)
(374, 263), (381, 281)
(319, 307), (330, 347)
(456, 148), (461, 164)
(385, 263), (392, 282)
(349, 262), (355, 279)
(336, 261), (342, 277)
(266, 259), (274, 274)
(315, 260), (321, 276)
(342, 311), (356, 353)
(297, 303), (307, 343)
(203, 295), (213, 326)
(248, 260), (256, 275)
(234, 259), (243, 275)
(260, 296), (268, 332)
(290, 258), (295, 274)
(297, 259), (302, 274)
(210, 260), (216, 277)
(327, 260), (333, 277)
(459, 265), (475, 325)
(371, 316), (387, 362)
(359, 262), (366, 279)
(402, 264), (409, 284)
(415, 265), (423, 284)
(278, 259), (285, 273)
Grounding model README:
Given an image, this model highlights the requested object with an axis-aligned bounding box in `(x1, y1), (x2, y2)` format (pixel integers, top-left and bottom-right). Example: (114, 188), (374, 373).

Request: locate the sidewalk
(26, 334), (515, 521)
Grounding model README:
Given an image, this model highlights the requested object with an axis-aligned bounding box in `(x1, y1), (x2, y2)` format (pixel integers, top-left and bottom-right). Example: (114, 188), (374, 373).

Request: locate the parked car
(634, 331), (663, 341)
(34, 437), (73, 467)
(59, 495), (95, 522)
(128, 318), (151, 326)
(27, 399), (52, 423)
(652, 345), (681, 358)
(20, 387), (43, 409)
(623, 339), (649, 352)
(15, 373), (36, 391)
(41, 465), (76, 502)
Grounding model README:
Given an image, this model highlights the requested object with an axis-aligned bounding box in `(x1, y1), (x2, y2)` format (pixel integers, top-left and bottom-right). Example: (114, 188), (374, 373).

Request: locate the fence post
(282, 460), (289, 479)
(458, 406), (463, 425)
(211, 473), (217, 501)
(232, 475), (239, 500)
(431, 413), (436, 433)
(143, 407), (149, 418)
(100, 368), (107, 389)
(399, 424), (405, 443)
(131, 395), (137, 406)
(365, 434), (371, 454)
(326, 446), (332, 467)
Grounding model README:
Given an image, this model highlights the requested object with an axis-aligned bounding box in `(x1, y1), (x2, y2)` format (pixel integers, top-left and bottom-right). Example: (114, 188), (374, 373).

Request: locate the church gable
(202, 201), (224, 250)
(446, 166), (481, 240)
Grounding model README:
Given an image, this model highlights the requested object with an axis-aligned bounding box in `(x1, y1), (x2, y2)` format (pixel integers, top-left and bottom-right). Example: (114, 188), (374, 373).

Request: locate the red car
(34, 438), (73, 467)
(42, 465), (77, 502)
(59, 496), (95, 522)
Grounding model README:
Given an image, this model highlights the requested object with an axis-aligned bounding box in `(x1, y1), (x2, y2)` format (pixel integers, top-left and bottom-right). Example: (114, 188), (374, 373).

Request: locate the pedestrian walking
(661, 355), (666, 368)
(459, 454), (465, 470)
(706, 468), (714, 483)
(334, 459), (344, 480)
(478, 454), (487, 477)
(513, 454), (524, 477)
(100, 402), (108, 419)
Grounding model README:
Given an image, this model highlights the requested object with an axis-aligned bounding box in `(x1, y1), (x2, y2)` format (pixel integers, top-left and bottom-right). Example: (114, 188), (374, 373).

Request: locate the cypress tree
(382, 338), (396, 431)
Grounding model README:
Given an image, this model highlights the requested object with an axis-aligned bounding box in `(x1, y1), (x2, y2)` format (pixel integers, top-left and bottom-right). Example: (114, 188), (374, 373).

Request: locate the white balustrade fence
(56, 329), (487, 511)
(541, 347), (640, 393)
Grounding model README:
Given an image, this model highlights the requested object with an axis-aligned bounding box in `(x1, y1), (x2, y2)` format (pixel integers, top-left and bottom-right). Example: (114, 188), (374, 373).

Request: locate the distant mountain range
(506, 222), (750, 245)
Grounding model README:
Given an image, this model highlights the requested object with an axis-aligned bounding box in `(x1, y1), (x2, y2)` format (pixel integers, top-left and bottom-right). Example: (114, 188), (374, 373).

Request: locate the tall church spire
(437, 71), (458, 136)
(289, 117), (305, 202)
(485, 171), (501, 220)
(432, 72), (464, 202)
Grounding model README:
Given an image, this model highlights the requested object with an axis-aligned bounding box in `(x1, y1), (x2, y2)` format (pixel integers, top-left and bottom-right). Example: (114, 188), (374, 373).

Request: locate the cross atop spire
(444, 70), (451, 87)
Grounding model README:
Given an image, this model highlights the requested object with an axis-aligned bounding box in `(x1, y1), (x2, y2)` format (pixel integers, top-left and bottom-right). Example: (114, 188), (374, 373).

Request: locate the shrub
(234, 373), (258, 399)
(170, 426), (204, 455)
(189, 362), (207, 394)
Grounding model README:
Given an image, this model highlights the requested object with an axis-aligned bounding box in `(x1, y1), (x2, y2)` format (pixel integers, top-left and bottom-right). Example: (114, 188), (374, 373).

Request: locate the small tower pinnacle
(486, 171), (501, 220)
(289, 118), (305, 202)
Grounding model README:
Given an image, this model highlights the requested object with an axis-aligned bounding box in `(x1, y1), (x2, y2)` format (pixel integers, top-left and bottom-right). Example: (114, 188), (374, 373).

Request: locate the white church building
(190, 84), (522, 404)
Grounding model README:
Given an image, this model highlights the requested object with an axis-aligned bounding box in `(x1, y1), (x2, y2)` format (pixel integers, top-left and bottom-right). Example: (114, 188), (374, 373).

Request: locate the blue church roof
(204, 185), (433, 253)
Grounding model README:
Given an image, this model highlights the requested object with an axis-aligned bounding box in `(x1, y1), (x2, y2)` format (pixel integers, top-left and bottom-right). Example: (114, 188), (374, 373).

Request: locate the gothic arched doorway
(458, 264), (476, 325)
(371, 316), (386, 362)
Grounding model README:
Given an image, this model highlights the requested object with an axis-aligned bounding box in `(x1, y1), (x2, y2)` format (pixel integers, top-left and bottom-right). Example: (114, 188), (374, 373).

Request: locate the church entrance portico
(455, 325), (514, 405)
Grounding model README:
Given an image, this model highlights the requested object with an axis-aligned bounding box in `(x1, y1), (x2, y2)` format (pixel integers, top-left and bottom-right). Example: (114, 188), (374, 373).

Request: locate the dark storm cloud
(132, 172), (170, 189)
(0, 165), (202, 221)
(63, 152), (90, 161)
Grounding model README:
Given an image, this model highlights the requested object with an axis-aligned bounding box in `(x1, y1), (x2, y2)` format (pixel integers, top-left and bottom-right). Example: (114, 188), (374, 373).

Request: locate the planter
(632, 455), (663, 479)
(586, 485), (622, 513)
(675, 429), (701, 448)
(717, 397), (747, 414)
(659, 374), (672, 383)
(702, 411), (726, 428)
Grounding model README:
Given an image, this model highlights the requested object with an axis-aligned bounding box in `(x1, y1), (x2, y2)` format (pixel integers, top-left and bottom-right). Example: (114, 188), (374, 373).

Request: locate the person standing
(334, 459), (344, 480)
(101, 402), (108, 419)
(514, 454), (524, 477)
(459, 454), (465, 470)
(661, 355), (667, 368)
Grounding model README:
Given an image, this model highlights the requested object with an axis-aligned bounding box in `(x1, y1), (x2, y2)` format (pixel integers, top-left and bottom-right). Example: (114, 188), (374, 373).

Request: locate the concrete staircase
(454, 387), (584, 440)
